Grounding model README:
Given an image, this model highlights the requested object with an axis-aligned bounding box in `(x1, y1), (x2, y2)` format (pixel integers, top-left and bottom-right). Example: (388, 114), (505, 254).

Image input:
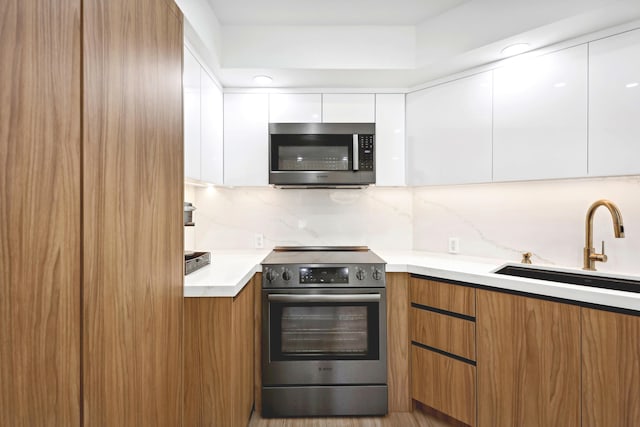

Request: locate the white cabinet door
(375, 94), (406, 186)
(406, 71), (493, 186)
(589, 29), (640, 176)
(184, 47), (201, 181)
(200, 70), (224, 184)
(269, 94), (321, 123)
(223, 93), (269, 186)
(322, 94), (375, 123)
(493, 45), (588, 181)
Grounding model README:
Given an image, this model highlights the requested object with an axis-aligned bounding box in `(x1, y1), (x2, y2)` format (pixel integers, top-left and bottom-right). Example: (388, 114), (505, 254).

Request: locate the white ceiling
(207, 0), (469, 25)
(184, 0), (640, 89)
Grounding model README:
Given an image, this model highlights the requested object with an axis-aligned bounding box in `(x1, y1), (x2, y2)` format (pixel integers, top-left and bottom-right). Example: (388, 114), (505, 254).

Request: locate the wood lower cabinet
(476, 290), (580, 427)
(407, 277), (639, 427)
(185, 277), (256, 427)
(410, 277), (476, 426)
(582, 308), (640, 427)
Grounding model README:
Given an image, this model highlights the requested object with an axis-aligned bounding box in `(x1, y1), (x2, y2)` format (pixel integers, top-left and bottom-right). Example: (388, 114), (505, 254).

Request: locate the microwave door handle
(268, 294), (380, 303)
(352, 134), (359, 171)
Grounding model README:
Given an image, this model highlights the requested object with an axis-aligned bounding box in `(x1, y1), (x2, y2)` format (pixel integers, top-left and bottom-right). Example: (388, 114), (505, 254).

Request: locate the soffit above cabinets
(179, 0), (640, 88)
(207, 0), (468, 25)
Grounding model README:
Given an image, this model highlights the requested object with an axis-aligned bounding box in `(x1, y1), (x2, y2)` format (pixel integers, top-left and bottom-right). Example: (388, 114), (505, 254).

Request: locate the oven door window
(270, 302), (379, 361)
(271, 134), (353, 171)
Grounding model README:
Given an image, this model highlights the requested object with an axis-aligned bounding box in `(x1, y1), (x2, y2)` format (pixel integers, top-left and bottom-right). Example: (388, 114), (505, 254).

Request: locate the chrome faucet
(583, 199), (625, 271)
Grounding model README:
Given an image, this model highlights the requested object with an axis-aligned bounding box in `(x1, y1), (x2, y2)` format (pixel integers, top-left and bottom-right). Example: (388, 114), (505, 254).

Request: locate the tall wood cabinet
(1, 1), (82, 425)
(1, 0), (184, 425)
(82, 0), (184, 425)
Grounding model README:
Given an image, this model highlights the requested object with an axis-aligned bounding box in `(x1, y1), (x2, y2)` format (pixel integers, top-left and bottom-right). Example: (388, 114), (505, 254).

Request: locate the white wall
(189, 186), (413, 251)
(413, 176), (640, 275)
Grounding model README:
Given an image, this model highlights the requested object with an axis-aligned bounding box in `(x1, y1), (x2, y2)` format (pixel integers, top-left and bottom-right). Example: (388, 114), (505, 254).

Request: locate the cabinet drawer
(410, 277), (475, 316)
(412, 345), (476, 427)
(411, 308), (475, 361)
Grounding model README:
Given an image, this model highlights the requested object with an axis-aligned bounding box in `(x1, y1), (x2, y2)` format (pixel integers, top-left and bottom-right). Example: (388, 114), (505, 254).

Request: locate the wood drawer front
(411, 308), (476, 361)
(411, 345), (476, 427)
(410, 277), (475, 317)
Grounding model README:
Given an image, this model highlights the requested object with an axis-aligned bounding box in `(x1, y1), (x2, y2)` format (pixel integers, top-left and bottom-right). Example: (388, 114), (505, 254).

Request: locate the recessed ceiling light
(501, 43), (530, 57)
(253, 75), (273, 85)
(626, 82), (639, 88)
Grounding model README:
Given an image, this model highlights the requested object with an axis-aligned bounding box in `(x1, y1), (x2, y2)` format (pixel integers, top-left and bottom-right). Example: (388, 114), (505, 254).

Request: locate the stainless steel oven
(261, 247), (387, 417)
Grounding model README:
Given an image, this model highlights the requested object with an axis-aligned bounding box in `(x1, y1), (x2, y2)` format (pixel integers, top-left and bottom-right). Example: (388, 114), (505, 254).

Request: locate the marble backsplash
(413, 176), (640, 275)
(185, 175), (640, 275)
(187, 186), (414, 251)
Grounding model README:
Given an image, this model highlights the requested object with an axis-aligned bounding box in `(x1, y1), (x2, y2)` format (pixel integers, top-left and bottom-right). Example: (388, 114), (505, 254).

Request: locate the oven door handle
(268, 293), (381, 303)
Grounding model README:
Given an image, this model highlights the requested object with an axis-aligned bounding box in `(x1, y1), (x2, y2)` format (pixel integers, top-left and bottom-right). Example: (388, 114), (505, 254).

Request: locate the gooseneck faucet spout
(583, 199), (625, 271)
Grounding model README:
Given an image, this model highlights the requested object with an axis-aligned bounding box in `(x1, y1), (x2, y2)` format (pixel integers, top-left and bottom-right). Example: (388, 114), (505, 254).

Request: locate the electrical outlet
(254, 233), (264, 249)
(448, 237), (460, 254)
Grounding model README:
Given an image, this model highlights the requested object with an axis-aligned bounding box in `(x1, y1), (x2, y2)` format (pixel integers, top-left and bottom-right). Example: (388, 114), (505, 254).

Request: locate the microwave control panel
(358, 135), (375, 171)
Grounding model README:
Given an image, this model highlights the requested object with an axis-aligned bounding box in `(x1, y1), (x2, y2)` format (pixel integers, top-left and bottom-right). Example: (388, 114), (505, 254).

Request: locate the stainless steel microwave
(269, 123), (375, 188)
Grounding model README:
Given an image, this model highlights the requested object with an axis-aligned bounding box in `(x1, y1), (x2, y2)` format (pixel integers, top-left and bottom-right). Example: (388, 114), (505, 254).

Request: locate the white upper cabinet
(588, 28), (640, 177)
(224, 93), (269, 186)
(269, 94), (322, 123)
(493, 45), (588, 181)
(200, 69), (224, 184)
(183, 46), (224, 184)
(322, 94), (375, 123)
(406, 71), (493, 186)
(183, 47), (201, 181)
(375, 94), (406, 186)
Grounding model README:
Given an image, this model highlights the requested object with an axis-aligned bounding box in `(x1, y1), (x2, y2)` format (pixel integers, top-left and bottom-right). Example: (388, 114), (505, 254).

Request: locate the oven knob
(356, 268), (366, 281)
(265, 269), (277, 282)
(373, 269), (383, 281)
(282, 269), (292, 281)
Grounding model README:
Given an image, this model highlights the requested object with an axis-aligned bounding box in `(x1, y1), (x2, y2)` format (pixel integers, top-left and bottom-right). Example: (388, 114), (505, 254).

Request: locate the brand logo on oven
(318, 367), (333, 372)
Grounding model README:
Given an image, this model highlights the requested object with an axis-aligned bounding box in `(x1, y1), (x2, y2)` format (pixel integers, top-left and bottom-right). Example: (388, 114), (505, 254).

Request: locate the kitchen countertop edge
(184, 250), (640, 312)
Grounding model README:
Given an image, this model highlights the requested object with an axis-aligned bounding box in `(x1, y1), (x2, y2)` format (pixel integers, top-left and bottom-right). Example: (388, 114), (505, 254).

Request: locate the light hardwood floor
(248, 410), (459, 427)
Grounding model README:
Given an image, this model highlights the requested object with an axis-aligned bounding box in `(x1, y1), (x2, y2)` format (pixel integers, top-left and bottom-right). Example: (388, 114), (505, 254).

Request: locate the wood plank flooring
(248, 410), (458, 427)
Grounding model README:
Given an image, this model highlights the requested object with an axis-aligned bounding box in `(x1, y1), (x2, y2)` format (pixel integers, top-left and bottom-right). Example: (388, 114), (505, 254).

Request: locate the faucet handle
(600, 240), (608, 263)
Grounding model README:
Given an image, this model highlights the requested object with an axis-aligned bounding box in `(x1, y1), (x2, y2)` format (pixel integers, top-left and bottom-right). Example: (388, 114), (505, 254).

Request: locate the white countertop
(184, 249), (640, 311)
(183, 250), (270, 297)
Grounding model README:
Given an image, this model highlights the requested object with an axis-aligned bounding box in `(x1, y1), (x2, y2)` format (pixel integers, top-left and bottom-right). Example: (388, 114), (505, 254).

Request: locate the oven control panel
(300, 267), (349, 284)
(263, 263), (386, 288)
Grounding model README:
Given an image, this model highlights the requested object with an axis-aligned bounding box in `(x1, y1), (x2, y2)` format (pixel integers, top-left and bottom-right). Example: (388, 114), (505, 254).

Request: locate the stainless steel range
(261, 246), (387, 418)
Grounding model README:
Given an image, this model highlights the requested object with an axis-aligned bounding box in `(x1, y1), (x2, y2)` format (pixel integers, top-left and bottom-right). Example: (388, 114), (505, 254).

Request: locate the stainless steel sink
(494, 264), (640, 294)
